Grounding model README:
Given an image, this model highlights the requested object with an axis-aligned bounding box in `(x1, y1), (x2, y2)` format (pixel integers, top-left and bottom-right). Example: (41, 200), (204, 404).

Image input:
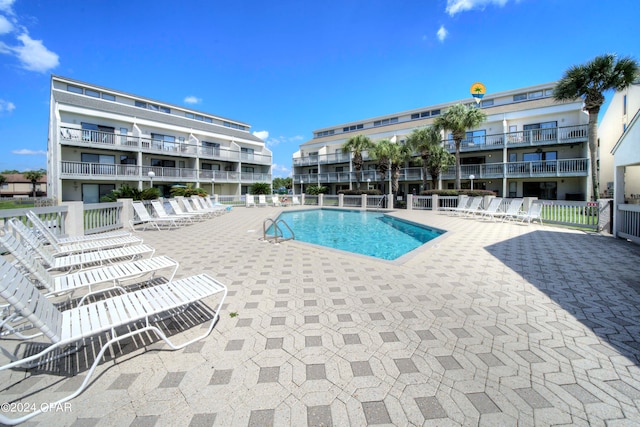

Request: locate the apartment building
(293, 82), (590, 200)
(598, 81), (640, 200)
(48, 75), (271, 203)
(0, 173), (46, 198)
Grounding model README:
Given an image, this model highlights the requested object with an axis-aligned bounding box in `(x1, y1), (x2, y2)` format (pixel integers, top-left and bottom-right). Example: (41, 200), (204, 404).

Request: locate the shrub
(306, 185), (329, 195)
(170, 184), (207, 198)
(338, 189), (382, 195)
(250, 182), (271, 195)
(420, 189), (496, 197)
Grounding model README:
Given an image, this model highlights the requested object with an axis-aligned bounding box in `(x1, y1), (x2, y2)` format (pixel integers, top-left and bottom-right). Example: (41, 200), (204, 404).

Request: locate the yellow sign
(470, 82), (486, 96)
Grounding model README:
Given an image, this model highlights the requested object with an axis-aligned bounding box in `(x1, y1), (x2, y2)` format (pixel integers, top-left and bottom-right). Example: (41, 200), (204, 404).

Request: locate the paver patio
(1, 206), (640, 426)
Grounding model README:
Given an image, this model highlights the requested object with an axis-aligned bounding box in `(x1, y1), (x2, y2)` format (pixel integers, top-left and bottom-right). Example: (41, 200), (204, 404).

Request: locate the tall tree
(370, 139), (411, 195)
(23, 170), (45, 198)
(433, 104), (486, 189)
(553, 53), (639, 200)
(425, 145), (455, 190)
(342, 134), (374, 190)
(406, 126), (441, 190)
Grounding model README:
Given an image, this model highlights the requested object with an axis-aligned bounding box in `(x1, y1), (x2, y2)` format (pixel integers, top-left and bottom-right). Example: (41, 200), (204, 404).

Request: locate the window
(85, 89), (100, 98)
(135, 101), (147, 108)
(513, 93), (527, 101)
(151, 133), (176, 151)
(202, 141), (220, 156)
(411, 113), (420, 120)
(202, 163), (220, 171)
(623, 94), (627, 115)
(431, 109), (440, 116)
(343, 124), (364, 132)
(148, 104), (159, 111)
(464, 130), (486, 145)
(481, 99), (494, 107)
(151, 159), (175, 168)
(241, 147), (255, 161)
(81, 153), (116, 175)
(67, 85), (83, 94)
(373, 117), (398, 127)
(82, 184), (115, 203)
(316, 130), (334, 138)
(102, 93), (115, 101)
(120, 155), (136, 165)
(185, 113), (195, 119)
(524, 121), (557, 141)
(81, 122), (115, 143)
(241, 166), (254, 173)
(204, 117), (212, 123)
(159, 106), (170, 114)
(195, 115), (203, 121)
(421, 111), (429, 118)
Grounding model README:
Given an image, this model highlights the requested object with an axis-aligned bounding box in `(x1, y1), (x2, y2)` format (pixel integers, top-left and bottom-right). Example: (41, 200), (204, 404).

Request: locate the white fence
(617, 204), (640, 244)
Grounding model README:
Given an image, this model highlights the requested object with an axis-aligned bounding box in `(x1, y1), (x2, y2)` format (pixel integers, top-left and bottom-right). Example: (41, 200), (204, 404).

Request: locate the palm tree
(342, 134), (374, 190)
(370, 139), (411, 195)
(554, 54), (639, 200)
(406, 126), (441, 190)
(425, 145), (455, 190)
(433, 104), (486, 189)
(0, 174), (6, 187)
(23, 170), (45, 198)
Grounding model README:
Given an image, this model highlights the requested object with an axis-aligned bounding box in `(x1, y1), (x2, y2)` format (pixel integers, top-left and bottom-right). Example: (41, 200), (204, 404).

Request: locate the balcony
(442, 124), (588, 152)
(60, 161), (271, 183)
(59, 126), (272, 165)
(292, 159), (588, 184)
(293, 151), (363, 167)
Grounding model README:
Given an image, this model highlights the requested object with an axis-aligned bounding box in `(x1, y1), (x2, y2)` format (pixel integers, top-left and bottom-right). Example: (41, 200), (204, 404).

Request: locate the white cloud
(13, 33), (59, 72)
(0, 1), (59, 73)
(271, 163), (291, 177)
(184, 95), (201, 104)
(253, 130), (269, 140)
(446, 0), (509, 16)
(0, 99), (15, 113)
(12, 148), (46, 155)
(437, 25), (448, 42)
(0, 14), (13, 34)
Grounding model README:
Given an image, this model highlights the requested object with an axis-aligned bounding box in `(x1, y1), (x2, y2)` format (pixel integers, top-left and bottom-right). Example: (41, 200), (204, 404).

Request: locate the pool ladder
(263, 218), (295, 243)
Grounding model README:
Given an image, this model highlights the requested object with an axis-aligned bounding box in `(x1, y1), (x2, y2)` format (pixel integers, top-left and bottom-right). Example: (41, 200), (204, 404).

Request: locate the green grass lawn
(0, 200), (34, 210)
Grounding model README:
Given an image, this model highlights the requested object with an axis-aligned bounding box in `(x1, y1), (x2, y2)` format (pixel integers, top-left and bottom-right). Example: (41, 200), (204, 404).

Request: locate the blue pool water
(267, 209), (445, 261)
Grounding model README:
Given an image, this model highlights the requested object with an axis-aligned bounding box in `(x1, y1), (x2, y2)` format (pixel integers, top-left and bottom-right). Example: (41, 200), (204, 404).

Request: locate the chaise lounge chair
(246, 195), (256, 207)
(150, 200), (195, 224)
(493, 198), (524, 222)
(271, 195), (281, 207)
(167, 199), (207, 221)
(0, 256), (227, 426)
(0, 230), (178, 305)
(442, 195), (469, 213)
(477, 197), (504, 221)
(515, 202), (544, 225)
(26, 211), (132, 245)
(257, 194), (268, 207)
(6, 218), (155, 271)
(131, 201), (183, 231)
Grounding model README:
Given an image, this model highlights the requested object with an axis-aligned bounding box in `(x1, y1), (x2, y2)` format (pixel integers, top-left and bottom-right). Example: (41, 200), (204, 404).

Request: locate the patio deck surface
(2, 206), (640, 426)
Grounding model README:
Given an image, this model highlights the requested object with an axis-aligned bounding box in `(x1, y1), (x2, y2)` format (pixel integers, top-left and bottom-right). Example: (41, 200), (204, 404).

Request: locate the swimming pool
(266, 209), (445, 261)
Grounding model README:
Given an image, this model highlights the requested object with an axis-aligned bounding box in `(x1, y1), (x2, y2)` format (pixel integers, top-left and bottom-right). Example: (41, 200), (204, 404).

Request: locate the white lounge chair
(292, 196), (301, 206)
(443, 195), (469, 213)
(202, 196), (231, 213)
(0, 256), (226, 426)
(150, 200), (194, 224)
(493, 199), (524, 222)
(0, 230), (178, 305)
(257, 194), (268, 207)
(26, 211), (132, 245)
(478, 197), (504, 221)
(12, 216), (142, 256)
(131, 201), (182, 231)
(516, 202), (544, 224)
(168, 199), (207, 221)
(191, 196), (225, 216)
(178, 197), (213, 219)
(246, 195), (256, 207)
(271, 195), (281, 207)
(6, 218), (155, 271)
(457, 197), (483, 217)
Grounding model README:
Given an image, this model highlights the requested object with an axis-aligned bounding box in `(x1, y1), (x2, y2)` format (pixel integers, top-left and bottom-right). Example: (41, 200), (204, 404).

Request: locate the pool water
(267, 209), (445, 260)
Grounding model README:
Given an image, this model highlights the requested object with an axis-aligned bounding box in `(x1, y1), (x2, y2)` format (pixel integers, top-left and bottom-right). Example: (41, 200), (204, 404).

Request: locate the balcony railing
(60, 161), (271, 183)
(60, 126), (272, 165)
(293, 159), (588, 183)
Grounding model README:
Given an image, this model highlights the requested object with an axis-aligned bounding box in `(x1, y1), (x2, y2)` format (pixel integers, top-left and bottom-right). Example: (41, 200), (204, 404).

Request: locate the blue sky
(0, 0), (638, 177)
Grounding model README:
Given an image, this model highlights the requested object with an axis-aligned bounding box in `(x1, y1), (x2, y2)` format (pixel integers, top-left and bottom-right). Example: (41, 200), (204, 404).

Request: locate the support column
(62, 201), (84, 236)
(118, 198), (134, 231)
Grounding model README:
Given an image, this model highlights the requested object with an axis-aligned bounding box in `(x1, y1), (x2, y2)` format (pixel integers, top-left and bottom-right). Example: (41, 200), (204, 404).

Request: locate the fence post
(361, 194), (367, 210)
(62, 201), (85, 237)
(213, 194), (219, 204)
(407, 194), (413, 211)
(388, 192), (393, 210)
(118, 198), (134, 231)
(432, 194), (439, 211)
(318, 194), (324, 207)
(339, 193), (344, 208)
(246, 194), (252, 208)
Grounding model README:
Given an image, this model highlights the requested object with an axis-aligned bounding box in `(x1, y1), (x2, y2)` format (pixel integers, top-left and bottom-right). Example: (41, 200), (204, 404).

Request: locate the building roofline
(51, 75), (251, 128)
(311, 81), (558, 133)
